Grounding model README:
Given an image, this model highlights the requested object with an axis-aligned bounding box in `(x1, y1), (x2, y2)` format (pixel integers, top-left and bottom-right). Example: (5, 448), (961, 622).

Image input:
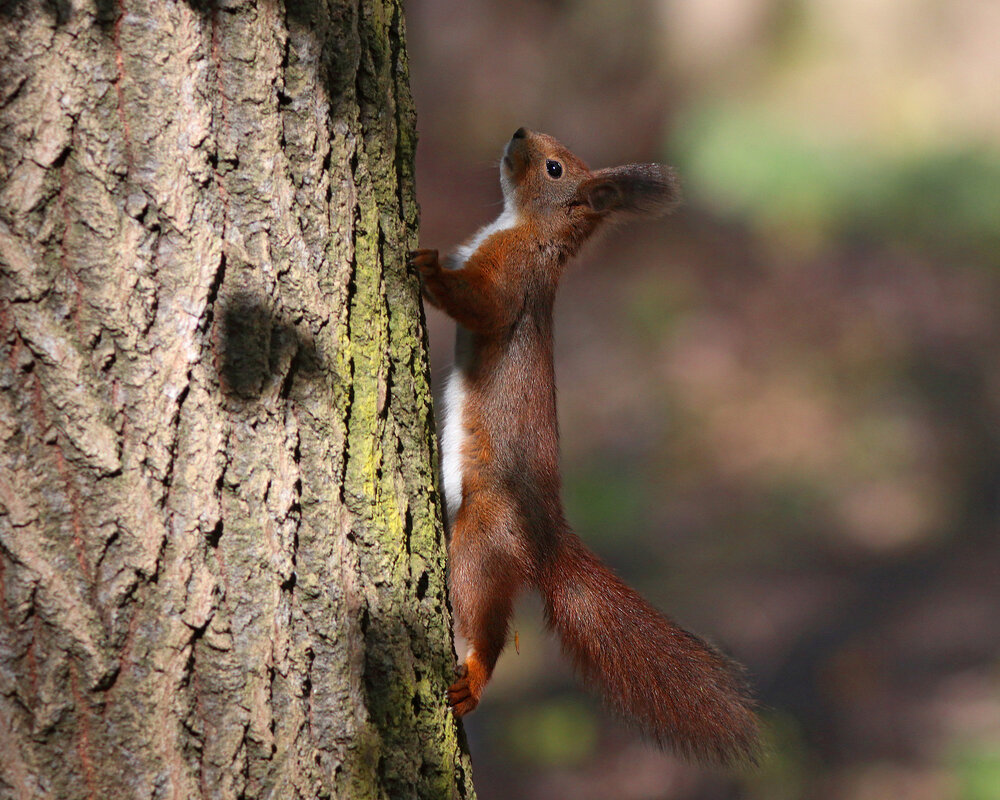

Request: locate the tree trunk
(0, 1), (474, 798)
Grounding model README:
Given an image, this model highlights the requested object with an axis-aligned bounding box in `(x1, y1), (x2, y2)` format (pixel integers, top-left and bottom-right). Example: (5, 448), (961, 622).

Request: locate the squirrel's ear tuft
(578, 164), (680, 217)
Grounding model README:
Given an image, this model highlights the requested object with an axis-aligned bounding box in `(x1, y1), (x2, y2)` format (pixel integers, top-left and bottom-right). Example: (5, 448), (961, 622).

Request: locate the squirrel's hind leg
(447, 499), (526, 716)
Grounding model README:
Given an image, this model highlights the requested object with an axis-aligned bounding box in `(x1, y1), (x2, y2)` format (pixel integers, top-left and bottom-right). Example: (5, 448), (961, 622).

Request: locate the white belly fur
(440, 203), (519, 522)
(454, 204), (518, 267)
(440, 369), (467, 523)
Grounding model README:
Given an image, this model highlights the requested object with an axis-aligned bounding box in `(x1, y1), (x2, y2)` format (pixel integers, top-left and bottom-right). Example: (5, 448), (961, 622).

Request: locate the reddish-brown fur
(411, 129), (758, 763)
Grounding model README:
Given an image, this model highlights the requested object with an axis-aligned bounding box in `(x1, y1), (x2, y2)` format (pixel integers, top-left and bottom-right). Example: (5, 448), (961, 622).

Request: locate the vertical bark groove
(0, 1), (473, 798)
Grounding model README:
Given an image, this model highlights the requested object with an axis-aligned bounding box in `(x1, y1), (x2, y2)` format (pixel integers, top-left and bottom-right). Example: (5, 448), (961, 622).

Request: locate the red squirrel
(409, 128), (758, 763)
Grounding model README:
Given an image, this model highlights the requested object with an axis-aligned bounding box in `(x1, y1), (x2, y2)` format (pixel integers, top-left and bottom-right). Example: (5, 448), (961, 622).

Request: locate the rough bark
(0, 1), (474, 798)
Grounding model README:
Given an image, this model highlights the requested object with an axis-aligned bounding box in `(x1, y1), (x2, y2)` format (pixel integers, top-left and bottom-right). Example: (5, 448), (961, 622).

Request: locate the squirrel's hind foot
(447, 655), (490, 716)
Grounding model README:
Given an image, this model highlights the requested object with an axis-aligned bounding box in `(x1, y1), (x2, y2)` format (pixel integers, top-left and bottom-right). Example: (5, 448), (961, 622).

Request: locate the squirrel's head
(500, 128), (680, 230)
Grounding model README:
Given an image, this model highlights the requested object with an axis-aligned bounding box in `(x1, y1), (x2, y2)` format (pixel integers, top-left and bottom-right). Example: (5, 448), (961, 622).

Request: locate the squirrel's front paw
(409, 249), (444, 308)
(407, 249), (440, 275)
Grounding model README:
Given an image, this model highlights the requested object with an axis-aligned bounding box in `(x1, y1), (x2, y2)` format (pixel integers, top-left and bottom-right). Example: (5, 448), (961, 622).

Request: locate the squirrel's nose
(511, 127), (528, 140)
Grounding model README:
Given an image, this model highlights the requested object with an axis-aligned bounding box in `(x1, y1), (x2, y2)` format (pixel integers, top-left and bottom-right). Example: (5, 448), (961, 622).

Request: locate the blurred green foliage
(951, 740), (1000, 800)
(563, 463), (648, 546)
(746, 711), (813, 800)
(673, 104), (1000, 260)
(502, 699), (600, 768)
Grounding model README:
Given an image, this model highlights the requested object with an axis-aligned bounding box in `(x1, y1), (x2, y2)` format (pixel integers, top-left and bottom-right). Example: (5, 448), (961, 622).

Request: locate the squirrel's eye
(545, 160), (563, 179)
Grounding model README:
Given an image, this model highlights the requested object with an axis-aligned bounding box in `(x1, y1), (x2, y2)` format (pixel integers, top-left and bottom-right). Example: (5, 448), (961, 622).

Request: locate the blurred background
(406, 1), (1000, 798)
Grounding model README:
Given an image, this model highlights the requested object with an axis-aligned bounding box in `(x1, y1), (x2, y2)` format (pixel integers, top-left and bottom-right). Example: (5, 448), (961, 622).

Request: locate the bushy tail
(539, 531), (759, 764)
